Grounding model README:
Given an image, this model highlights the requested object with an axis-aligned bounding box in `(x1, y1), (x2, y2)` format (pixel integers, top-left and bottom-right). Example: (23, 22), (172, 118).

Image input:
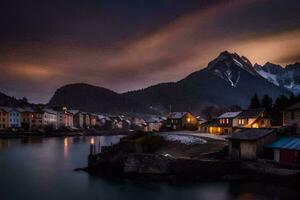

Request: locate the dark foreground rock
(85, 132), (300, 183)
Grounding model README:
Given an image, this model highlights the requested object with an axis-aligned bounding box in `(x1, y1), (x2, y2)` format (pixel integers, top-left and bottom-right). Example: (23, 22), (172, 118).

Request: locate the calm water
(0, 136), (299, 200)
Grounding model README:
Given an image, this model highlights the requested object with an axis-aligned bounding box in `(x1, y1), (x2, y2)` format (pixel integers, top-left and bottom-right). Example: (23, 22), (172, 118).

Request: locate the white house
(43, 109), (58, 129)
(3, 107), (22, 128)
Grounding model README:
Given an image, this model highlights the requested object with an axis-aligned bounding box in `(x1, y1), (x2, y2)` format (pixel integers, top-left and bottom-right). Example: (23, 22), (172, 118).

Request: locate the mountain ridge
(2, 51), (296, 114)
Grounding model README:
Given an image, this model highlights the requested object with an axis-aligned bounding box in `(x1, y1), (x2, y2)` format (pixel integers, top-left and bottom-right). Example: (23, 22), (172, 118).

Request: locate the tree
(249, 94), (261, 108)
(274, 95), (289, 110)
(262, 94), (273, 111)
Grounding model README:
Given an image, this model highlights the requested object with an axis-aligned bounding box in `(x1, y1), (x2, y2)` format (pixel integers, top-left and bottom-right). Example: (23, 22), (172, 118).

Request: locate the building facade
(228, 129), (276, 160)
(7, 108), (21, 128)
(20, 107), (34, 130)
(43, 109), (58, 129)
(0, 107), (8, 130)
(55, 107), (74, 128)
(236, 108), (271, 129)
(283, 102), (300, 133)
(165, 112), (198, 130)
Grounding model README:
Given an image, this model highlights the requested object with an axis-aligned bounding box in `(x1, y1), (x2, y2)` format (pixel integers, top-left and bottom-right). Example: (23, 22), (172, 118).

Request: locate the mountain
(48, 51), (292, 114)
(123, 51), (291, 112)
(0, 92), (21, 106)
(255, 62), (300, 94)
(47, 83), (154, 113)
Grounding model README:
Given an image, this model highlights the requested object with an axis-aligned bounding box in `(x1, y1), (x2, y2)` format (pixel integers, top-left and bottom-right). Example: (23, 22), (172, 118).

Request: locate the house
(89, 114), (97, 127)
(165, 112), (198, 130)
(95, 115), (108, 128)
(145, 117), (164, 132)
(70, 110), (84, 128)
(283, 102), (300, 133)
(83, 112), (91, 128)
(20, 107), (34, 131)
(31, 109), (44, 129)
(200, 112), (241, 134)
(228, 129), (277, 160)
(0, 107), (9, 130)
(43, 109), (58, 129)
(2, 107), (22, 128)
(196, 116), (207, 126)
(54, 107), (73, 128)
(266, 137), (300, 166)
(236, 108), (271, 129)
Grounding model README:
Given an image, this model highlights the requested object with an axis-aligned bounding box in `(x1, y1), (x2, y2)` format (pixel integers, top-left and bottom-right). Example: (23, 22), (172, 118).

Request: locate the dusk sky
(1, 0), (300, 103)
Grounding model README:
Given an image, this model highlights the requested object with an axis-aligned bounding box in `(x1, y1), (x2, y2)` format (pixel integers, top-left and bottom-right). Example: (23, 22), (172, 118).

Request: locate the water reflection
(21, 137), (44, 145)
(0, 135), (300, 200)
(64, 137), (70, 158)
(0, 139), (9, 150)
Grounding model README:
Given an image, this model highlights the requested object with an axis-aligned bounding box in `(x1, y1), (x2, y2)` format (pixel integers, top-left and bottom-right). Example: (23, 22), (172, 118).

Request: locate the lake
(0, 136), (299, 200)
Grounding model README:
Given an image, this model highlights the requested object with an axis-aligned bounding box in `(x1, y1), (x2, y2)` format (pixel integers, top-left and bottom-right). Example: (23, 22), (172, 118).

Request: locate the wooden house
(266, 137), (300, 166)
(20, 107), (34, 131)
(0, 107), (9, 130)
(200, 112), (241, 134)
(165, 112), (198, 130)
(228, 129), (276, 160)
(235, 108), (271, 129)
(283, 102), (300, 133)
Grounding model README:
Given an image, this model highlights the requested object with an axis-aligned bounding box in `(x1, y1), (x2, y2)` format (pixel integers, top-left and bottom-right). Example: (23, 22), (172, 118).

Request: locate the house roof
(43, 109), (57, 115)
(69, 110), (80, 115)
(237, 108), (265, 119)
(266, 137), (300, 151)
(168, 112), (188, 119)
(217, 111), (241, 119)
(21, 107), (35, 112)
(0, 106), (22, 113)
(286, 102), (300, 110)
(200, 120), (231, 127)
(228, 128), (275, 141)
(0, 106), (9, 113)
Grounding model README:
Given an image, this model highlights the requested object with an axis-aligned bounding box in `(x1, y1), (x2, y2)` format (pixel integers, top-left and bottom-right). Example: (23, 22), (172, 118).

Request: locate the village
(1, 99), (300, 170)
(84, 100), (300, 179)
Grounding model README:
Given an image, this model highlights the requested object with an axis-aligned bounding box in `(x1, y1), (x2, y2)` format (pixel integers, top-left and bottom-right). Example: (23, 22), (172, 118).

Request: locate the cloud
(0, 0), (299, 103)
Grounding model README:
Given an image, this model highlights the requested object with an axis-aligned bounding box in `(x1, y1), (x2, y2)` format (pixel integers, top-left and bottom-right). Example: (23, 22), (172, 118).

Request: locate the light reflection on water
(0, 135), (299, 200)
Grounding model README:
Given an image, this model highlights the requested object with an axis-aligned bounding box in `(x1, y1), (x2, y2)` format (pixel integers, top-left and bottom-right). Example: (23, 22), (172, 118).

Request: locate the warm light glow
(90, 137), (95, 145)
(252, 123), (259, 128)
(187, 117), (191, 123)
(63, 137), (69, 158)
(64, 137), (69, 147)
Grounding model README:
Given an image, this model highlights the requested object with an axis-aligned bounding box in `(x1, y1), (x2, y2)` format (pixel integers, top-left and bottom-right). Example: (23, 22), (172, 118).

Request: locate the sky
(0, 0), (300, 103)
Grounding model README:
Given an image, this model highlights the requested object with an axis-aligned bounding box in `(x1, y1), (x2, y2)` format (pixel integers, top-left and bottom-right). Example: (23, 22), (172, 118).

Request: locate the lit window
(187, 118), (191, 123)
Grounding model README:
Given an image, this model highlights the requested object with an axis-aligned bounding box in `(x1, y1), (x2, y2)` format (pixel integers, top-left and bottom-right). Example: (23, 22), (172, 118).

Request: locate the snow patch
(214, 69), (240, 87)
(256, 69), (279, 86)
(163, 134), (207, 145)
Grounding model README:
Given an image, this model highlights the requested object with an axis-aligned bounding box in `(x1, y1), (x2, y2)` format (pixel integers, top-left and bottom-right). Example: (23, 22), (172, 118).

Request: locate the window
(291, 111), (295, 120)
(238, 119), (244, 125)
(226, 119), (229, 124)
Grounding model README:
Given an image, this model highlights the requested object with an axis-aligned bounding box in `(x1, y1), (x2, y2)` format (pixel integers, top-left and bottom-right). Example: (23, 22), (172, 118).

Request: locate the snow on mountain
(254, 62), (300, 94)
(207, 51), (261, 88)
(255, 67), (279, 86)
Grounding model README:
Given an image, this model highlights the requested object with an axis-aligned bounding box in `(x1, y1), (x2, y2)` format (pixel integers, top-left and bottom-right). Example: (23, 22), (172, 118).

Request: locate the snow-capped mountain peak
(207, 51), (260, 88)
(254, 62), (300, 94)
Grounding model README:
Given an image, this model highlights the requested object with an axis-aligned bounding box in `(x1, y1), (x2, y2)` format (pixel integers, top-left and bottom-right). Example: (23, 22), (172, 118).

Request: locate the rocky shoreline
(85, 132), (300, 185)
